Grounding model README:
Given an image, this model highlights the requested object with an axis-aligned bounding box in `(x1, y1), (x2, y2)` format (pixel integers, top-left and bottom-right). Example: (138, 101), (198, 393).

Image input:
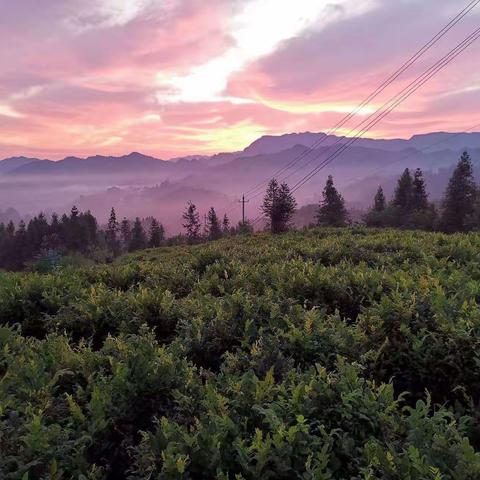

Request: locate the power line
(290, 27), (480, 194)
(250, 28), (480, 227)
(341, 122), (480, 187)
(241, 0), (480, 200)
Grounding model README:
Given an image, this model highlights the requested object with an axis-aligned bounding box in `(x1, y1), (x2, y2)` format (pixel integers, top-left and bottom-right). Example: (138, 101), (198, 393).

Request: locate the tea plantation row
(1, 228), (480, 479)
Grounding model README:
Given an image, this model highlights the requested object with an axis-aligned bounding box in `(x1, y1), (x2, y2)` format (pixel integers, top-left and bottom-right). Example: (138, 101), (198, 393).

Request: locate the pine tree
(222, 214), (230, 235)
(106, 207), (120, 256)
(81, 210), (98, 251)
(411, 168), (428, 211)
(6, 220), (15, 237)
(316, 175), (348, 227)
(120, 218), (131, 251)
(15, 220), (28, 268)
(51, 213), (60, 233)
(129, 217), (147, 251)
(364, 186), (388, 228)
(207, 207), (222, 240)
(441, 151), (477, 232)
(392, 168), (413, 211)
(149, 218), (164, 248)
(70, 205), (79, 220)
(236, 220), (253, 235)
(64, 206), (83, 251)
(374, 186), (386, 212)
(261, 179), (297, 234)
(182, 201), (201, 243)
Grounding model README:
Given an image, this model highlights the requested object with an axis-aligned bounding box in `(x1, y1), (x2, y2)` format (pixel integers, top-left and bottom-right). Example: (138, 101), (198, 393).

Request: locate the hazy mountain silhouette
(6, 152), (172, 176)
(0, 156), (44, 174)
(3, 131), (480, 177)
(1, 130), (479, 228)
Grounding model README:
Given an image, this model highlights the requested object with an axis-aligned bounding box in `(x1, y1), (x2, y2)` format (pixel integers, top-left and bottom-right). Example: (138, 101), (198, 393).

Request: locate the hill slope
(1, 229), (480, 478)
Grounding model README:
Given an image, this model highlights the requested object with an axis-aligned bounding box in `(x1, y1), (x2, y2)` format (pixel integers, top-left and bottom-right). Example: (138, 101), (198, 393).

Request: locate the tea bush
(2, 228), (480, 478)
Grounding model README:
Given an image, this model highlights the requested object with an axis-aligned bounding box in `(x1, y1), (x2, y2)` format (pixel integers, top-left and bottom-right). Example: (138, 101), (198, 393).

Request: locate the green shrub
(2, 229), (480, 478)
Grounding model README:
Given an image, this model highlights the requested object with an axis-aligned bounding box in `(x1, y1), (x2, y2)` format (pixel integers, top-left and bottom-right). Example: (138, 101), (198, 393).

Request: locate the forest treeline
(0, 209), (165, 271)
(0, 151), (478, 271)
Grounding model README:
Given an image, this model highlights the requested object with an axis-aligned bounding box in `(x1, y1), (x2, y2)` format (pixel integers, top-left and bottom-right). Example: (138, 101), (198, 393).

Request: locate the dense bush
(2, 228), (480, 478)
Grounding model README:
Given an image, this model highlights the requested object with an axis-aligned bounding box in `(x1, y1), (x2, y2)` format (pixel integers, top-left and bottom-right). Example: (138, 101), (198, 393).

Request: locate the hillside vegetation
(2, 229), (480, 479)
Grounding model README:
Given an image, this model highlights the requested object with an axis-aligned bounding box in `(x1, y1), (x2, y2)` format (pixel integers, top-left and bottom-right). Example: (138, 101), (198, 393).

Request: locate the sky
(0, 0), (479, 160)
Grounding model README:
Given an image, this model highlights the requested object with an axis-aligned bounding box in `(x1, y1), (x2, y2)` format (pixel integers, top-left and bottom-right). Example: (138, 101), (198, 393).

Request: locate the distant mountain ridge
(1, 129), (480, 229)
(4, 152), (171, 176)
(0, 156), (44, 174)
(3, 130), (480, 177)
(241, 131), (480, 157)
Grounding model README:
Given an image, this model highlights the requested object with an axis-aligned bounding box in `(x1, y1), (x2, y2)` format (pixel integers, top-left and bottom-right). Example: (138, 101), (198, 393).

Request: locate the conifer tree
(6, 221), (15, 237)
(207, 207), (222, 240)
(261, 179), (297, 234)
(81, 210), (98, 250)
(15, 220), (28, 268)
(364, 186), (388, 227)
(51, 213), (60, 232)
(106, 207), (120, 256)
(374, 186), (386, 212)
(149, 218), (164, 248)
(70, 205), (79, 219)
(441, 151), (477, 232)
(129, 217), (147, 251)
(392, 168), (413, 211)
(222, 214), (230, 235)
(64, 206), (83, 251)
(120, 218), (131, 251)
(237, 220), (253, 235)
(182, 201), (201, 243)
(316, 175), (348, 227)
(411, 168), (428, 211)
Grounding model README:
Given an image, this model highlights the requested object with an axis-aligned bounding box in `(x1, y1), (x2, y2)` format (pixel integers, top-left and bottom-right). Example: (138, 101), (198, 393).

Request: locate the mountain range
(1, 130), (479, 232)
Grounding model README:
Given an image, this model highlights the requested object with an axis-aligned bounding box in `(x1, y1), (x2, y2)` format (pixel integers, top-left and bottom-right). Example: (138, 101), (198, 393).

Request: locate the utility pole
(238, 195), (249, 223)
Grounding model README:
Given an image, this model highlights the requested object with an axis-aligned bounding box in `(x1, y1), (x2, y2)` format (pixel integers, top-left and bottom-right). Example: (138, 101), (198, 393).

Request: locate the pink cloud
(0, 0), (479, 159)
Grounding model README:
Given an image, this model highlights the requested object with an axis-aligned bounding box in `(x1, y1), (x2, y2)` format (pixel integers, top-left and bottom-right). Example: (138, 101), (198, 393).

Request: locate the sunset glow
(0, 0), (479, 159)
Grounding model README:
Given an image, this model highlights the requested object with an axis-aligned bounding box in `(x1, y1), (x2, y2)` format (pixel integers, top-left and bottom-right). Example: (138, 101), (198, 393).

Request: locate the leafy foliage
(2, 229), (480, 478)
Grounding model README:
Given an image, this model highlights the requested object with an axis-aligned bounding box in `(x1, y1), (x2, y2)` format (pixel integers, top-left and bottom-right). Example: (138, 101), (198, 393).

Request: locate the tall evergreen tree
(222, 214), (230, 235)
(149, 218), (164, 248)
(6, 221), (15, 237)
(26, 213), (50, 258)
(441, 151), (477, 232)
(45, 213), (61, 250)
(50, 213), (60, 233)
(411, 168), (428, 211)
(316, 175), (348, 227)
(15, 220), (28, 268)
(207, 207), (222, 240)
(106, 207), (120, 256)
(364, 186), (388, 227)
(374, 186), (386, 212)
(392, 168), (413, 211)
(261, 179), (297, 234)
(63, 206), (83, 251)
(70, 205), (79, 220)
(129, 217), (147, 251)
(182, 201), (201, 243)
(120, 218), (131, 251)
